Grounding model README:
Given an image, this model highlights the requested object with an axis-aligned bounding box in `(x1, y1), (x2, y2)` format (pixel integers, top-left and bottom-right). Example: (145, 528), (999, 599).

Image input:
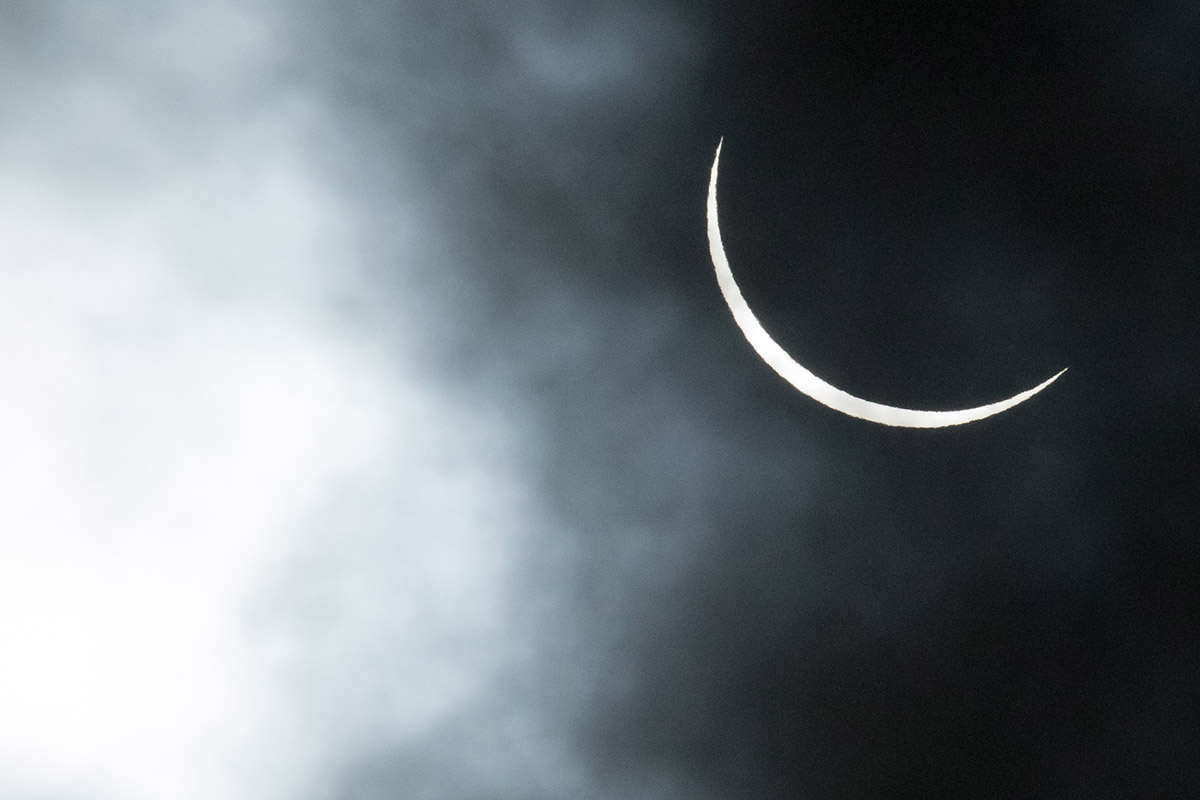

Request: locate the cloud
(0, 2), (543, 798)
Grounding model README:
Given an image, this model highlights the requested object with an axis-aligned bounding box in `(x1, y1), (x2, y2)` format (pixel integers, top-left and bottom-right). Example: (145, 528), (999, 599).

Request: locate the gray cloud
(0, 2), (557, 798)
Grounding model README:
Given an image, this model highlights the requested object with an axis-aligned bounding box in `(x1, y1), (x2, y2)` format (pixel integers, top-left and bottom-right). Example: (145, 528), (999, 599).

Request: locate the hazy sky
(2, 2), (1198, 798)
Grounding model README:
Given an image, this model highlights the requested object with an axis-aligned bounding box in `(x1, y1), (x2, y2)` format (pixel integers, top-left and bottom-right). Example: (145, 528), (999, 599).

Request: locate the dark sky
(2, 2), (1198, 798)
(307, 2), (1199, 796)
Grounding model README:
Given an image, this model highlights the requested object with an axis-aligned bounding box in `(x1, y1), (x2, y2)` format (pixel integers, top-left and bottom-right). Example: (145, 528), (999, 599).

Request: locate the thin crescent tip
(1027, 366), (1068, 397)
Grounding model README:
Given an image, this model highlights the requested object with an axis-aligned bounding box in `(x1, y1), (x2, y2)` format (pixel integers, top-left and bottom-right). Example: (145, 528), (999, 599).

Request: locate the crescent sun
(707, 139), (1066, 428)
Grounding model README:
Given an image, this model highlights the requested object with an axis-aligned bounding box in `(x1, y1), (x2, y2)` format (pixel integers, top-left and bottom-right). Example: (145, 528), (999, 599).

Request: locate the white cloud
(0, 4), (534, 799)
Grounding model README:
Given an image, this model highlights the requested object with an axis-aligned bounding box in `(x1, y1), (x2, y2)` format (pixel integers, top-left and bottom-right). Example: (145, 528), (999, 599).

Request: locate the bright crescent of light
(707, 139), (1066, 428)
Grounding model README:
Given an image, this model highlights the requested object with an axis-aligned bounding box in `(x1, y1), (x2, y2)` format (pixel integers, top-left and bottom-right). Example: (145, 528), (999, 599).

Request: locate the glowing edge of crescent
(707, 139), (1066, 428)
